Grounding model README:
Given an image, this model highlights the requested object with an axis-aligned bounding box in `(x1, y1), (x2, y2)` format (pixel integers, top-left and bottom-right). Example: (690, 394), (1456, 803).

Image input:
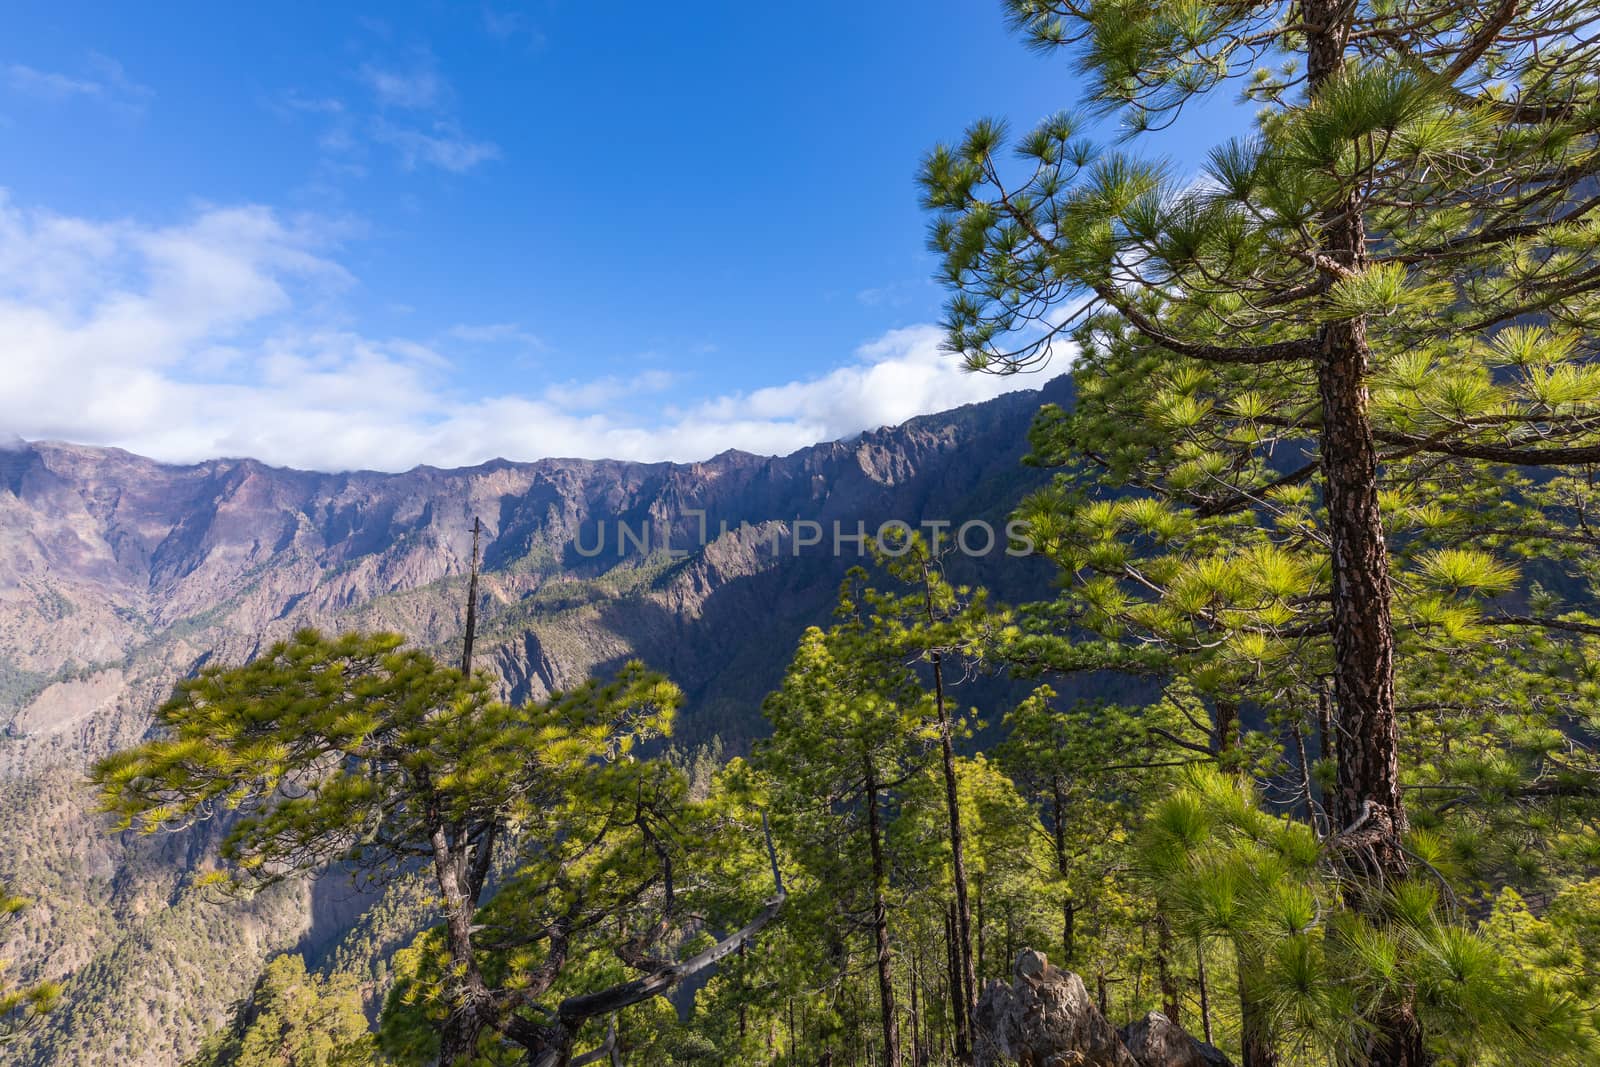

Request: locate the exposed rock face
(0, 378), (1071, 759)
(1121, 1011), (1234, 1067)
(973, 951), (1232, 1067)
(974, 950), (1140, 1067)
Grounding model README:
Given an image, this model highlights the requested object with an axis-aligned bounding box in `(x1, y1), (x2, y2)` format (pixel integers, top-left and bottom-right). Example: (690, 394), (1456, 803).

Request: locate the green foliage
(90, 629), (786, 1066)
(16, 4), (1600, 1065)
(187, 954), (376, 1067)
(0, 884), (60, 1046)
(918, 0), (1600, 1061)
(1138, 768), (1599, 1063)
(93, 630), (678, 885)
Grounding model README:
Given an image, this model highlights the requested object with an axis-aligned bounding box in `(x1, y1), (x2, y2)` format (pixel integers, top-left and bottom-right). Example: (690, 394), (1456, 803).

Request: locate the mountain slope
(0, 376), (1068, 1065)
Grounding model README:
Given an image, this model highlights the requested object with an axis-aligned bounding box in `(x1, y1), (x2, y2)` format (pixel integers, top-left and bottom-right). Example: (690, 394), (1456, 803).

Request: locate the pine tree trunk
(430, 825), (493, 1066)
(928, 636), (977, 1055)
(974, 874), (985, 980)
(945, 905), (967, 1061)
(1292, 722), (1317, 833)
(1302, 0), (1407, 885)
(920, 561), (977, 1047)
(909, 942), (923, 1067)
(1051, 775), (1075, 965)
(864, 759), (902, 1067)
(1241, 1014), (1279, 1067)
(1237, 951), (1278, 1067)
(738, 941), (748, 1040)
(1213, 698), (1240, 756)
(1156, 914), (1180, 1025)
(1318, 310), (1406, 874)
(1301, 4), (1422, 1063)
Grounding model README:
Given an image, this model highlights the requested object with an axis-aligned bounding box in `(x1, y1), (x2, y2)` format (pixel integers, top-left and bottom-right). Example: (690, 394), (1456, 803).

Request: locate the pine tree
(0, 884), (59, 1046)
(757, 614), (931, 1067)
(858, 539), (1005, 1060)
(922, 3), (1600, 1061)
(187, 954), (375, 1067)
(91, 630), (784, 1066)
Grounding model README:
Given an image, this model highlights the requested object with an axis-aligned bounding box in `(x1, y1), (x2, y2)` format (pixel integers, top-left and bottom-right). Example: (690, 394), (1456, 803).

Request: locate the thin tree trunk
(434, 524), (491, 1065)
(864, 759), (902, 1067)
(974, 874), (984, 981)
(1239, 955), (1279, 1067)
(460, 516), (481, 675)
(1213, 698), (1239, 756)
(946, 902), (968, 1060)
(922, 560), (977, 1059)
(1196, 941), (1213, 1046)
(431, 829), (492, 1065)
(1051, 775), (1075, 965)
(937, 972), (949, 1066)
(1292, 722), (1318, 834)
(1002, 908), (1014, 988)
(738, 940), (748, 1040)
(910, 940), (922, 1067)
(1156, 914), (1180, 1025)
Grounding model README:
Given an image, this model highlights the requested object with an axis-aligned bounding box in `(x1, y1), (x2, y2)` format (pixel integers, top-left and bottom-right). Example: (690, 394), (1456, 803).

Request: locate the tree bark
(946, 904), (968, 1061)
(1156, 914), (1180, 1026)
(1051, 775), (1076, 965)
(864, 758), (902, 1067)
(460, 516), (481, 676)
(974, 873), (985, 981)
(910, 941), (923, 1067)
(1213, 698), (1239, 756)
(1238, 952), (1279, 1067)
(430, 824), (493, 1066)
(1302, 3), (1423, 1063)
(923, 559), (978, 1061)
(1303, 0), (1408, 886)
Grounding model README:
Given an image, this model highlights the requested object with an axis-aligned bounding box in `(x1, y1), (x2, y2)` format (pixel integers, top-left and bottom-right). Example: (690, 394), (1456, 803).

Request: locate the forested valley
(5, 0), (1600, 1064)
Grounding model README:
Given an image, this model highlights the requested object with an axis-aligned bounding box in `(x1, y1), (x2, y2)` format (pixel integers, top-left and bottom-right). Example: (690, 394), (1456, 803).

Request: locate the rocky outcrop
(1121, 1011), (1233, 1067)
(973, 950), (1233, 1067)
(973, 949), (1139, 1067)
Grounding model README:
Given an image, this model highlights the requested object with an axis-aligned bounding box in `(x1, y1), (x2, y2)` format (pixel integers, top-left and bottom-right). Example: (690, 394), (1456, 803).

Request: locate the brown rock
(973, 951), (1140, 1067)
(1121, 1011), (1234, 1067)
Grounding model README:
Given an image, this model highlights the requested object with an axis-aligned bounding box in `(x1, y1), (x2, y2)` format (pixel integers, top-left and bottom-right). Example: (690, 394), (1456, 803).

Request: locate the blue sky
(1, 2), (1240, 471)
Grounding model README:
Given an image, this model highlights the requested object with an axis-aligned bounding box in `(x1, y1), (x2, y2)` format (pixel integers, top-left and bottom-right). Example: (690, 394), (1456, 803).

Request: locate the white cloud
(483, 6), (547, 48)
(5, 64), (100, 99)
(359, 62), (443, 110)
(0, 196), (1049, 472)
(544, 370), (676, 410)
(284, 53), (503, 174)
(275, 91), (345, 116)
(3, 53), (152, 112)
(856, 279), (930, 308)
(446, 322), (544, 347)
(372, 118), (500, 173)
